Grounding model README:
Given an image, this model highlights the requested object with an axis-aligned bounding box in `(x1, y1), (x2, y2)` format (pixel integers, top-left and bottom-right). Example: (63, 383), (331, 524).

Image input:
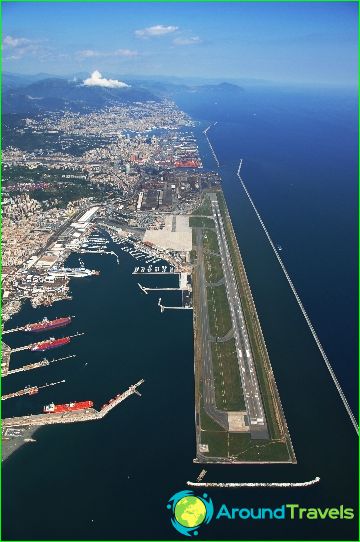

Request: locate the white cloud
(77, 48), (138, 59)
(3, 35), (32, 48)
(135, 25), (178, 38)
(2, 35), (41, 60)
(173, 36), (202, 46)
(83, 70), (130, 89)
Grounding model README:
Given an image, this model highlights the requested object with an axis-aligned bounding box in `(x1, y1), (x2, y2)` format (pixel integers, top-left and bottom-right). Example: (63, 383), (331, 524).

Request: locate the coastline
(2, 426), (40, 462)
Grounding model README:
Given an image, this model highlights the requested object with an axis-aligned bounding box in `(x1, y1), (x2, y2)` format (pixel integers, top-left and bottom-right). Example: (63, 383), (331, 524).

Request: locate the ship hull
(26, 317), (71, 333)
(31, 338), (70, 352)
(27, 321), (70, 333)
(44, 400), (93, 413)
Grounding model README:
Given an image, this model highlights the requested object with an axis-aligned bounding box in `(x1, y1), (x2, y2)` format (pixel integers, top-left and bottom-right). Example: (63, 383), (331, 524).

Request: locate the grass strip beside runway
(207, 285), (232, 338)
(211, 339), (246, 411)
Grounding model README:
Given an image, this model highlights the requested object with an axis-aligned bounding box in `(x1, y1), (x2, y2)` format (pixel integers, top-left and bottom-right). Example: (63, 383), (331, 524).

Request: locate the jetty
(2, 315), (74, 335)
(203, 123), (220, 167)
(158, 298), (192, 312)
(6, 355), (76, 376)
(10, 332), (84, 353)
(2, 380), (65, 401)
(187, 477), (321, 488)
(2, 380), (145, 427)
(237, 159), (358, 436)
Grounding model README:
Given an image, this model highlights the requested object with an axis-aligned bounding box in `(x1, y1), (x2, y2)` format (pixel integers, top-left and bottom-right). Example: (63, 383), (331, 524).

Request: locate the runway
(209, 193), (269, 439)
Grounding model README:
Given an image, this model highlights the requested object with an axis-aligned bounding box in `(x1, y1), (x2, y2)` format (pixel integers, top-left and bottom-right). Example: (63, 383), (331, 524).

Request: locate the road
(209, 193), (269, 439)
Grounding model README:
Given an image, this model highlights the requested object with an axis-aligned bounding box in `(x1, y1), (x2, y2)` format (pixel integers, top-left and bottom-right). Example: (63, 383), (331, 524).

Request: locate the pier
(2, 380), (65, 401)
(3, 324), (30, 335)
(3, 315), (74, 335)
(158, 298), (192, 312)
(2, 380), (145, 427)
(6, 355), (76, 376)
(132, 269), (177, 275)
(138, 272), (190, 295)
(187, 477), (321, 489)
(1, 343), (11, 376)
(10, 332), (84, 353)
(237, 159), (358, 436)
(139, 285), (182, 293)
(196, 469), (207, 482)
(203, 123), (220, 167)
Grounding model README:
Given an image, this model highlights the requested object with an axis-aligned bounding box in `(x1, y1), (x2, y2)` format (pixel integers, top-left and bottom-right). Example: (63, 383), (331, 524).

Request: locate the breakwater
(237, 159), (358, 436)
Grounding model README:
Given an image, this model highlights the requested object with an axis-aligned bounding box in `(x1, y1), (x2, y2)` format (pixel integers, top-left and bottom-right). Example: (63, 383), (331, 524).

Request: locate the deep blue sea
(2, 85), (358, 541)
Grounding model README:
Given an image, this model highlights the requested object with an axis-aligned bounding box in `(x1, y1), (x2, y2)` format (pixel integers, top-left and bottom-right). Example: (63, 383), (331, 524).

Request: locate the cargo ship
(25, 316), (71, 333)
(43, 400), (93, 413)
(31, 337), (70, 352)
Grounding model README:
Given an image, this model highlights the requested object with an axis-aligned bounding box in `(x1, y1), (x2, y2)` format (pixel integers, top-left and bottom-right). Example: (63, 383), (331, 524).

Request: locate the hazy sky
(2, 2), (358, 85)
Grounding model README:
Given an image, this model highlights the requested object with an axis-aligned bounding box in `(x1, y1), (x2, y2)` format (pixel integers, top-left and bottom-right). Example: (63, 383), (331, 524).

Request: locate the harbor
(2, 380), (144, 426)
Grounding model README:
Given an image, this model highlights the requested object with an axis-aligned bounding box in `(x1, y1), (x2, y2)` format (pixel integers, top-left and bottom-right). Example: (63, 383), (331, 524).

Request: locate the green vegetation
(192, 228), (198, 249)
(2, 128), (110, 156)
(200, 430), (228, 458)
(200, 402), (226, 432)
(204, 252), (223, 284)
(211, 339), (245, 411)
(217, 192), (294, 458)
(192, 195), (212, 216)
(31, 183), (105, 208)
(2, 165), (87, 185)
(199, 430), (290, 462)
(202, 228), (219, 253)
(194, 189), (295, 463)
(1, 165), (109, 207)
(207, 285), (232, 337)
(189, 249), (197, 264)
(229, 434), (290, 462)
(189, 216), (214, 229)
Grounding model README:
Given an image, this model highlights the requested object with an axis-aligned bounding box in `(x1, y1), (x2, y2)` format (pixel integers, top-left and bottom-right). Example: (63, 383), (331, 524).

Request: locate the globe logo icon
(175, 496), (207, 528)
(167, 490), (214, 536)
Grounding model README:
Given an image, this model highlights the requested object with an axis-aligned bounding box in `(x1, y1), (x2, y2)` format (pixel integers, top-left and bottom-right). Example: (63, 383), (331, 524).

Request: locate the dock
(187, 477), (321, 488)
(3, 315), (74, 335)
(2, 379), (145, 427)
(158, 298), (192, 312)
(2, 380), (65, 401)
(10, 332), (84, 353)
(1, 343), (11, 376)
(6, 355), (76, 376)
(132, 270), (177, 275)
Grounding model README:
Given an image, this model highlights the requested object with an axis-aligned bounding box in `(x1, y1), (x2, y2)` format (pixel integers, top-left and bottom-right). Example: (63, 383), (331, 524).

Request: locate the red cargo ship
(31, 337), (70, 352)
(43, 401), (93, 413)
(25, 316), (71, 333)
